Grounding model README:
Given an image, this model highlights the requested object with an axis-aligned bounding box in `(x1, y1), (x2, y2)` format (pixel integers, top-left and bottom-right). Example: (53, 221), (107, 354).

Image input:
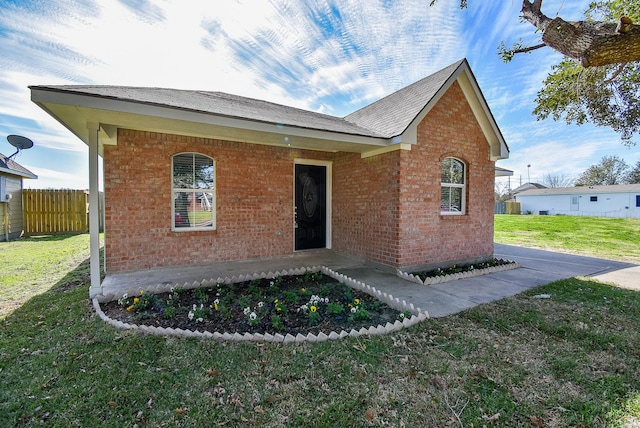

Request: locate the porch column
(87, 122), (101, 298)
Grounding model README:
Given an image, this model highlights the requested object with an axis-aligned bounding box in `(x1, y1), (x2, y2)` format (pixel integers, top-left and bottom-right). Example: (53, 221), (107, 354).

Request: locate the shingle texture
(32, 59), (467, 140)
(0, 152), (37, 178)
(344, 60), (464, 137)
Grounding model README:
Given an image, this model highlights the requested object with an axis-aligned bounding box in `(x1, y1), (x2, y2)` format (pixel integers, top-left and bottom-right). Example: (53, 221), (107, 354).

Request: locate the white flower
(249, 312), (257, 321)
(399, 313), (405, 319)
(258, 301), (264, 308)
(214, 298), (219, 305)
(243, 307), (250, 315)
(350, 307), (357, 313)
(188, 311), (194, 320)
(196, 317), (203, 323)
(301, 304), (308, 311)
(270, 281), (275, 286)
(122, 293), (128, 299)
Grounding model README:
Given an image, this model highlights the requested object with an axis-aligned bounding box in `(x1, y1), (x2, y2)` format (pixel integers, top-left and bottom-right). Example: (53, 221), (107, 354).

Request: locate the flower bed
(397, 258), (520, 285)
(94, 267), (428, 343)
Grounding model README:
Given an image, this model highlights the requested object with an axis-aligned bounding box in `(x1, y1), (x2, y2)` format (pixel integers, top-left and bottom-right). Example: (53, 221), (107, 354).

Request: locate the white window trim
(171, 152), (216, 232)
(441, 157), (466, 216)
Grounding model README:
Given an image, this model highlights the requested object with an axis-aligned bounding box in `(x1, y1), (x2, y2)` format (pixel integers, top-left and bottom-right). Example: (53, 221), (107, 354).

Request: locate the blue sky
(0, 0), (637, 190)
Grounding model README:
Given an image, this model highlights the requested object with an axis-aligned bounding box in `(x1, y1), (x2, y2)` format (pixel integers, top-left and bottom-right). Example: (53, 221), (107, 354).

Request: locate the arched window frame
(171, 152), (216, 231)
(440, 157), (466, 215)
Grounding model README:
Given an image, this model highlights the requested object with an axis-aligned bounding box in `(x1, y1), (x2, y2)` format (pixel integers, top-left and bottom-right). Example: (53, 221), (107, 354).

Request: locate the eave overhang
(0, 166), (37, 179)
(30, 87), (398, 157)
(391, 62), (509, 161)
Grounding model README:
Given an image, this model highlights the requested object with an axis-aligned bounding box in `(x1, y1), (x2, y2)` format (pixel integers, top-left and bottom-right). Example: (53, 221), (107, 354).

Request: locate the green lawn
(1, 219), (639, 426)
(0, 234), (92, 319)
(495, 214), (640, 263)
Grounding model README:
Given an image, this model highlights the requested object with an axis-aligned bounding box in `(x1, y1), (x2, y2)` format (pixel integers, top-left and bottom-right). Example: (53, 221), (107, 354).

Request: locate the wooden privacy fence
(495, 201), (521, 214)
(23, 189), (89, 235)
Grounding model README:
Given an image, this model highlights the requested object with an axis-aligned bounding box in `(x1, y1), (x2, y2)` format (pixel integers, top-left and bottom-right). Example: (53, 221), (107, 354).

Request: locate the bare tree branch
(520, 0), (640, 67)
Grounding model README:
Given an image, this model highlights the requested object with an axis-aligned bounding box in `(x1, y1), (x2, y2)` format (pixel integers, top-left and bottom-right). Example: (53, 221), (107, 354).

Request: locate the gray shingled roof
(37, 85), (385, 138)
(0, 152), (37, 179)
(345, 60), (465, 138)
(31, 59), (468, 140)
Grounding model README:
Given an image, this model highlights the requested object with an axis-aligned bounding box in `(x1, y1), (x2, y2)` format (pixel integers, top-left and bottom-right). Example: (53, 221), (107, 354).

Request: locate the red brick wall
(104, 130), (331, 272)
(332, 151), (402, 266)
(104, 81), (495, 272)
(332, 81), (495, 269)
(396, 81), (495, 268)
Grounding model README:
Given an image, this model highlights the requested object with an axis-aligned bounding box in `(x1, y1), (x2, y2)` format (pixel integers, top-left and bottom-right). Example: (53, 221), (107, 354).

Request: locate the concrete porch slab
(95, 244), (639, 318)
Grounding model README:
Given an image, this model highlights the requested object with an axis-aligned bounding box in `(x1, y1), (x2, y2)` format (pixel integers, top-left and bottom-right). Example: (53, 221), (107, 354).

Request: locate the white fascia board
(391, 64), (509, 161)
(0, 167), (38, 179)
(455, 69), (509, 161)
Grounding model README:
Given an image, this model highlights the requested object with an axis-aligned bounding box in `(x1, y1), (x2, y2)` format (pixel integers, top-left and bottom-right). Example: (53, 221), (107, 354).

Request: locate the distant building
(0, 152), (38, 241)
(515, 184), (640, 218)
(510, 182), (547, 195)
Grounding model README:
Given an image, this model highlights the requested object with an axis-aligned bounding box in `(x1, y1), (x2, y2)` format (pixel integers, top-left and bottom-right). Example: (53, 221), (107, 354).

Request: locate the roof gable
(0, 152), (37, 179)
(345, 60), (464, 138)
(30, 59), (508, 160)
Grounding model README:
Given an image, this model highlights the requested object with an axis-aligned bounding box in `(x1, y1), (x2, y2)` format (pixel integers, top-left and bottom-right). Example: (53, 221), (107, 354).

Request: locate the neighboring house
(30, 58), (509, 296)
(510, 182), (547, 195)
(495, 166), (513, 178)
(516, 184), (640, 217)
(0, 152), (37, 241)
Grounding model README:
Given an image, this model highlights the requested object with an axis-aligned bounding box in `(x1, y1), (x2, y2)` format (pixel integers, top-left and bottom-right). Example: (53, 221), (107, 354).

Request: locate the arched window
(172, 153), (215, 230)
(441, 157), (465, 215)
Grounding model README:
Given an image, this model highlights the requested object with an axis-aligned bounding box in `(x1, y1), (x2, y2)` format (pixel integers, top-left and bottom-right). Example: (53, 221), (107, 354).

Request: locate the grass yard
(0, 234), (93, 319)
(1, 217), (639, 426)
(495, 214), (640, 263)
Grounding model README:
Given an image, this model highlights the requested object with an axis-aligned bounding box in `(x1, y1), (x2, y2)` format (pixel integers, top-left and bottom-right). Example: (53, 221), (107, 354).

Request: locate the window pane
(194, 156), (214, 189)
(173, 154), (195, 188)
(174, 191), (191, 227)
(441, 158), (464, 184)
(173, 153), (214, 189)
(173, 191), (214, 228)
(441, 186), (462, 212)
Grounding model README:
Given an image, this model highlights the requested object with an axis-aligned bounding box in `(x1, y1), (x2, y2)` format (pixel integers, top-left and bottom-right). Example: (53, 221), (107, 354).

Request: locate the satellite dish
(6, 135), (34, 160)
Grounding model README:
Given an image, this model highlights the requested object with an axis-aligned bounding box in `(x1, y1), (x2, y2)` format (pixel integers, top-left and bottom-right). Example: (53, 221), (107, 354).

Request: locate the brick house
(30, 59), (509, 294)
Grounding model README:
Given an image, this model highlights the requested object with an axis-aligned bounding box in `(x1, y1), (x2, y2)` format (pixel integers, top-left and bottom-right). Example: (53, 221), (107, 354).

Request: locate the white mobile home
(515, 184), (640, 218)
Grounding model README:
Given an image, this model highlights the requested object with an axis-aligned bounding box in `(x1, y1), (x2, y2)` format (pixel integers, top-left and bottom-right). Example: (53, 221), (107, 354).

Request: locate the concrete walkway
(98, 244), (639, 318)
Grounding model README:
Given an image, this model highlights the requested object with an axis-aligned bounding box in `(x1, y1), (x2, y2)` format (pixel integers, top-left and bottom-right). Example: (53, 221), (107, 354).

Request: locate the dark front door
(295, 164), (326, 250)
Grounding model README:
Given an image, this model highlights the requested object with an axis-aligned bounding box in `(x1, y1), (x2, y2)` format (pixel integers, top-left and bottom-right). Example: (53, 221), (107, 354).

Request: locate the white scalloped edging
(93, 266), (429, 343)
(397, 261), (521, 285)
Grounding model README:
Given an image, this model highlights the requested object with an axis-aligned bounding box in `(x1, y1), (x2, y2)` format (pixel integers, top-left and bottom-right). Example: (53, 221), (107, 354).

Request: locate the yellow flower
(354, 299), (360, 305)
(310, 305), (317, 313)
(126, 305), (134, 312)
(301, 288), (306, 292)
(133, 297), (140, 304)
(274, 299), (279, 303)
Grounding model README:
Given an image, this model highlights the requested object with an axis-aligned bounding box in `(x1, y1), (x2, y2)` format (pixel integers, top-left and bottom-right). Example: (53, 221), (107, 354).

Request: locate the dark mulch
(410, 258), (516, 281)
(100, 273), (407, 336)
